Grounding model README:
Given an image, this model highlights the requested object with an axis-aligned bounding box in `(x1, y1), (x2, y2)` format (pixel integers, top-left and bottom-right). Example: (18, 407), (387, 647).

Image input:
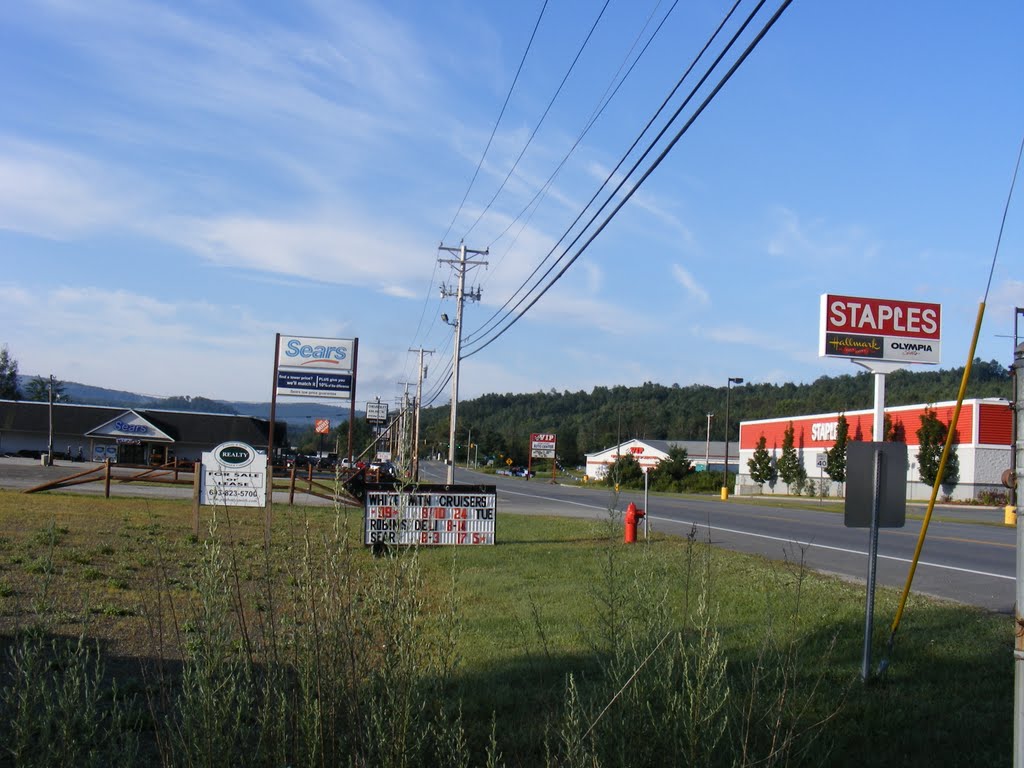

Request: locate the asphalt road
(2, 458), (1015, 613)
(427, 462), (1017, 614)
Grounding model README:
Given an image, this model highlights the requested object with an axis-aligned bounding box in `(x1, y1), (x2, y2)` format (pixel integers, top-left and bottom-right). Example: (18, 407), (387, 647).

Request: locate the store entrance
(118, 443), (145, 465)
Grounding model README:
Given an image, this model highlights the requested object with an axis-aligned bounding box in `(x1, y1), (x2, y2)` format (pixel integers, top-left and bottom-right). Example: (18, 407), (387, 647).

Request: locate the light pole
(722, 377), (744, 500)
(705, 413), (714, 471)
(47, 375), (55, 466)
(465, 427), (472, 468)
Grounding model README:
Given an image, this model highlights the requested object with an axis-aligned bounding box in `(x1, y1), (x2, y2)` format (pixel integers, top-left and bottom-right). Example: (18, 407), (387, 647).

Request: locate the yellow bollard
(720, 487), (728, 501)
(1005, 505), (1017, 527)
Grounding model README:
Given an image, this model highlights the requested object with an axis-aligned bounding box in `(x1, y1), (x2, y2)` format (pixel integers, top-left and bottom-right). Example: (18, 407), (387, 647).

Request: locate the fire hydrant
(624, 502), (645, 543)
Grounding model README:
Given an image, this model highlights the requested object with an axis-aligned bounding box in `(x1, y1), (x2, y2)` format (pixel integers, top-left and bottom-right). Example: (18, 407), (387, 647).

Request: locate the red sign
(530, 433), (556, 459)
(314, 419), (330, 434)
(819, 294), (941, 364)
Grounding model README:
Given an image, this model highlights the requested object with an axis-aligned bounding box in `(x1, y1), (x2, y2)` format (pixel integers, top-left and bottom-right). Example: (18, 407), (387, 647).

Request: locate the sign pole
(861, 447), (883, 682)
(266, 333), (281, 548)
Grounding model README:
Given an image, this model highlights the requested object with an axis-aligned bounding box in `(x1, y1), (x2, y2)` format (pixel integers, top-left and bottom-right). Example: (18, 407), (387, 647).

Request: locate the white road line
(647, 515), (1014, 582)
(497, 489), (1013, 582)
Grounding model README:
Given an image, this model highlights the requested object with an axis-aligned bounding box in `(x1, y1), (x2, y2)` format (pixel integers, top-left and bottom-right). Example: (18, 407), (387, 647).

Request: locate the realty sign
(200, 442), (267, 507)
(819, 294), (940, 364)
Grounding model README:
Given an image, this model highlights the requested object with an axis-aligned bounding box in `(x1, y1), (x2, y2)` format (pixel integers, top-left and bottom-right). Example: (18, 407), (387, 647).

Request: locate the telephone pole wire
(439, 241), (488, 484)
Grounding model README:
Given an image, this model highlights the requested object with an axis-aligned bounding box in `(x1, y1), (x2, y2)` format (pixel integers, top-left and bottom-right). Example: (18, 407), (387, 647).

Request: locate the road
(425, 462), (1016, 614)
(1, 458), (1015, 613)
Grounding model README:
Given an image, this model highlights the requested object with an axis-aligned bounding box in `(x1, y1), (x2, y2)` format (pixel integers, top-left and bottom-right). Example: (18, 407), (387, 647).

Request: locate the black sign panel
(844, 442), (907, 528)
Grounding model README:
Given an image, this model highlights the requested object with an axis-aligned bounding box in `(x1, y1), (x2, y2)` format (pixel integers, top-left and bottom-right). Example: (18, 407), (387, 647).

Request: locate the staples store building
(736, 398), (1011, 502)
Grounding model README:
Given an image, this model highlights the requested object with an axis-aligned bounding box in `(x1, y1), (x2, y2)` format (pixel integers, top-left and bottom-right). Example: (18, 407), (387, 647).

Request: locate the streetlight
(722, 377), (744, 500)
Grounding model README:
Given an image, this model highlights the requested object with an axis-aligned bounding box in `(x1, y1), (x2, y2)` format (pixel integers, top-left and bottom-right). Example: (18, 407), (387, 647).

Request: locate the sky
(1, 0), (1022, 414)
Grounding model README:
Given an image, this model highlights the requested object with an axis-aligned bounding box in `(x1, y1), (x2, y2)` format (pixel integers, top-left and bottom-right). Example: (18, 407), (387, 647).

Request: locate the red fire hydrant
(624, 502), (645, 543)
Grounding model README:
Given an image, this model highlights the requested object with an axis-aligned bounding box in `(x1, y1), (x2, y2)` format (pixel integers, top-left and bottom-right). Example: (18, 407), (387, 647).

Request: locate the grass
(0, 488), (1012, 766)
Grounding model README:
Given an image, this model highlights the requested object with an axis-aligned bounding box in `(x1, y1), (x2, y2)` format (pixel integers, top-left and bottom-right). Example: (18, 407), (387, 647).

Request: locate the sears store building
(0, 400), (286, 465)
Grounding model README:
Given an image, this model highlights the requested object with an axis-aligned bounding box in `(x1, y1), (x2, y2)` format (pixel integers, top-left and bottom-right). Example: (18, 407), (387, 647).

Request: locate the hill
(416, 358), (1012, 465)
(14, 375), (350, 430)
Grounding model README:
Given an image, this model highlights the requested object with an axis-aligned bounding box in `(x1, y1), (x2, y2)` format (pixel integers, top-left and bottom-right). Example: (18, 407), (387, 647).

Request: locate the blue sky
(1, 1), (1022, 411)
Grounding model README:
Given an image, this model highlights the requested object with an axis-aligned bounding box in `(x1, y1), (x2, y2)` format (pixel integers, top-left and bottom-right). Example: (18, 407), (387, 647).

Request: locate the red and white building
(736, 398), (1011, 502)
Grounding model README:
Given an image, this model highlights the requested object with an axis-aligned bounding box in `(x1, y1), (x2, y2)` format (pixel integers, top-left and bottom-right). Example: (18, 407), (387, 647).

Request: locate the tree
(916, 408), (960, 490)
(650, 446), (692, 492)
(825, 413), (849, 484)
(603, 453), (644, 490)
(747, 435), (775, 491)
(24, 376), (66, 403)
(0, 345), (19, 400)
(776, 421), (802, 487)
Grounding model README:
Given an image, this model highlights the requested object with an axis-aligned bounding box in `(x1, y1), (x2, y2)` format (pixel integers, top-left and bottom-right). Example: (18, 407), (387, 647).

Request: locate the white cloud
(0, 140), (137, 239)
(670, 263), (709, 305)
(160, 212), (435, 296)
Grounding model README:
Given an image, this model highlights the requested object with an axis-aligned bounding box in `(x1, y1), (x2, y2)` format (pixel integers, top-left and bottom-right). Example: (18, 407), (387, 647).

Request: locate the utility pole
(439, 241), (488, 485)
(409, 348), (434, 481)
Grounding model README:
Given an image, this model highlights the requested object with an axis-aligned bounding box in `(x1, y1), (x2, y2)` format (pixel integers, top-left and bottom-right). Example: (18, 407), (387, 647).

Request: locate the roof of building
(586, 439), (729, 459)
(0, 400), (287, 447)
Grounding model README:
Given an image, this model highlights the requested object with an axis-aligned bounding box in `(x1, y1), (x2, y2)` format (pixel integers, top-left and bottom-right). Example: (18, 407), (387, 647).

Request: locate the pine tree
(916, 408), (960, 489)
(0, 345), (19, 400)
(747, 435), (775, 491)
(825, 413), (849, 483)
(776, 421), (802, 487)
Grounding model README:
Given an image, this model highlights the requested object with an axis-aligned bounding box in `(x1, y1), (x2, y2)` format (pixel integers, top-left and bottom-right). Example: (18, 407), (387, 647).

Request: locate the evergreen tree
(776, 421), (801, 486)
(0, 345), (19, 400)
(650, 446), (692, 492)
(24, 376), (66, 403)
(604, 453), (644, 489)
(747, 435), (775, 491)
(916, 408), (960, 490)
(825, 414), (849, 484)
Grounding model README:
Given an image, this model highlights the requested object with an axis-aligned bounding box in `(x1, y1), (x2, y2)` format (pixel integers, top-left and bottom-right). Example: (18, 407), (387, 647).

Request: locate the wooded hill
(417, 359), (1012, 466)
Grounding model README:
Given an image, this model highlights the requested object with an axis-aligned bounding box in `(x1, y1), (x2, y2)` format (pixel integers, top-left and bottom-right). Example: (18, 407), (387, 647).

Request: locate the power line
(460, 0), (614, 242)
(439, 0), (550, 246)
(463, 0), (793, 358)
(463, 0), (750, 348)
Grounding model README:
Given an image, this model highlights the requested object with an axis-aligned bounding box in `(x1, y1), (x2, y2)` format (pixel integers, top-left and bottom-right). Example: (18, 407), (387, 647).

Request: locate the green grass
(0, 489), (1011, 766)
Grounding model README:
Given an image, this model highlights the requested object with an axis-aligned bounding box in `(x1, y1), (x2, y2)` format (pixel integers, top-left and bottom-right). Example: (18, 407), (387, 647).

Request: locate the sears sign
(276, 334), (356, 399)
(278, 336), (354, 372)
(819, 294), (940, 364)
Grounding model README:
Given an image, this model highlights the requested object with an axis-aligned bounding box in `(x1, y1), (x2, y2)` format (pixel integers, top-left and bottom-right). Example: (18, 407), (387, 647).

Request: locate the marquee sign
(364, 484), (496, 546)
(200, 441), (267, 507)
(365, 400), (389, 424)
(819, 294), (941, 364)
(276, 334), (356, 398)
(530, 433), (556, 459)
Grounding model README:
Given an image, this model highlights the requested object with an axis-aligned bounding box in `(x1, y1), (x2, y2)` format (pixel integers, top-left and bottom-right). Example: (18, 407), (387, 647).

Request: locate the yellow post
(720, 487), (728, 501)
(1006, 505), (1017, 527)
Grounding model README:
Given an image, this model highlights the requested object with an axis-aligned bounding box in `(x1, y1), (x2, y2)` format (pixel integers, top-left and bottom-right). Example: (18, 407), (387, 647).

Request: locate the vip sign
(530, 433), (556, 459)
(819, 294), (940, 364)
(200, 442), (267, 507)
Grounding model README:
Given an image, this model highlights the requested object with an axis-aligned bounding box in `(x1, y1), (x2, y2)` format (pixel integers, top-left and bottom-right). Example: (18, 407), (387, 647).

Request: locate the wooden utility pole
(408, 348), (433, 481)
(438, 242), (487, 485)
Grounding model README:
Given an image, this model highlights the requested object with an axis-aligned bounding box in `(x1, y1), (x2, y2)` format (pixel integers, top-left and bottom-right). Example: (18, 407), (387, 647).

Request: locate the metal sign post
(846, 441), (907, 682)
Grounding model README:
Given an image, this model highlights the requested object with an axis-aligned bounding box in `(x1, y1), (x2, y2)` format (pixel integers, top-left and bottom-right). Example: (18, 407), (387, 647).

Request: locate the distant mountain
(16, 375), (358, 429)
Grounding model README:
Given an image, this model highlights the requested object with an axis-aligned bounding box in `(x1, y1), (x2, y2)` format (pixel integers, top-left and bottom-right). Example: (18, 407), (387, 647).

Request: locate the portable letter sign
(364, 484), (496, 546)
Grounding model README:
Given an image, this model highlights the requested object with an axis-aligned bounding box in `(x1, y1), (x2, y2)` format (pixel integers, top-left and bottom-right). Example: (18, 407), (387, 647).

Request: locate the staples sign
(819, 294), (940, 364)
